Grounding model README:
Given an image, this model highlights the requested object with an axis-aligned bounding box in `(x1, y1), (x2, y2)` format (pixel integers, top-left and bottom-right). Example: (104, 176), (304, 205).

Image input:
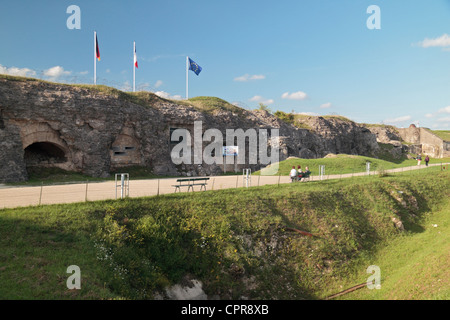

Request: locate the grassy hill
(181, 96), (245, 116)
(333, 196), (450, 300)
(255, 154), (450, 176)
(431, 130), (450, 142)
(0, 166), (448, 300)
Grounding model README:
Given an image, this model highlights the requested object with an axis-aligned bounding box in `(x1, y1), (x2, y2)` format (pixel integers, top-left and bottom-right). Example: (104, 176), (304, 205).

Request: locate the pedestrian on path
(425, 155), (429, 166)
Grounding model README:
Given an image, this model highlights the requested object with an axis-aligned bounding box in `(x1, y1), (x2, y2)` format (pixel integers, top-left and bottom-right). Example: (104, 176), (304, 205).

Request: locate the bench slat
(174, 177), (209, 193)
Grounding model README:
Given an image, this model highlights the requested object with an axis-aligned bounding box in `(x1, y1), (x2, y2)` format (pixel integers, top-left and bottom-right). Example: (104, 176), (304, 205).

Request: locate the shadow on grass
(0, 212), (112, 299)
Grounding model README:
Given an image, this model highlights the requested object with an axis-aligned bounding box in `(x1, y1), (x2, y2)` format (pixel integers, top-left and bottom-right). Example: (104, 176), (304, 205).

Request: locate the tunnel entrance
(24, 142), (67, 167)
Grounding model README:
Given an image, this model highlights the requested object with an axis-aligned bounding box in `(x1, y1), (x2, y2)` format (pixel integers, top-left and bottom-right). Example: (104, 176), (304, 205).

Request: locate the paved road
(0, 163), (447, 209)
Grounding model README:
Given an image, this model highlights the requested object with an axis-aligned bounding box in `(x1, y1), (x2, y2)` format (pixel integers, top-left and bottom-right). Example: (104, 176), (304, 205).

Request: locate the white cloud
(234, 74), (265, 82)
(43, 66), (71, 79)
(155, 91), (182, 100)
(438, 106), (450, 114)
(137, 83), (151, 91)
(417, 34), (450, 48)
(231, 101), (248, 109)
(320, 102), (332, 109)
(383, 115), (412, 124)
(425, 113), (434, 118)
(249, 95), (262, 101)
(436, 116), (450, 122)
(78, 71), (89, 75)
(281, 91), (308, 100)
(154, 80), (163, 88)
(121, 81), (132, 92)
(0, 64), (36, 77)
(249, 95), (274, 105)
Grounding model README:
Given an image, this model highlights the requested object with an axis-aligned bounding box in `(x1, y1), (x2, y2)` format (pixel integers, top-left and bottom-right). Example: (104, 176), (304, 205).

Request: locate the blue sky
(1, 0), (450, 129)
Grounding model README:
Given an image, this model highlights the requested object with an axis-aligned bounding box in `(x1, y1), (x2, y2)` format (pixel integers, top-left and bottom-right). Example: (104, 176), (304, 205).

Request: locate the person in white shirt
(290, 166), (298, 182)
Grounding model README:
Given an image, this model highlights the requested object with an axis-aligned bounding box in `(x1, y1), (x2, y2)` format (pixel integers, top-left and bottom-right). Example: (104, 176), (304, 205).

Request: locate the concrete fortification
(0, 76), (447, 182)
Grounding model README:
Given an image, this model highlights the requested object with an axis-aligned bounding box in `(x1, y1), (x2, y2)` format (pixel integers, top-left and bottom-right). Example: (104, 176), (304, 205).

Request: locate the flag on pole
(94, 31), (99, 85)
(188, 57), (202, 75)
(186, 57), (202, 99)
(134, 43), (138, 68)
(95, 34), (100, 61)
(133, 41), (137, 92)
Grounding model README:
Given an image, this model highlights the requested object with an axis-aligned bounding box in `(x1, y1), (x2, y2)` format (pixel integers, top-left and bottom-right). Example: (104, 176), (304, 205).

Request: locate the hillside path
(0, 163), (448, 209)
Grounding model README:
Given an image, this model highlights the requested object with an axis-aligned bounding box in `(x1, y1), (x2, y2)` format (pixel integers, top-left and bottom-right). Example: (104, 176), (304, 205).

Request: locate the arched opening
(24, 142), (67, 167)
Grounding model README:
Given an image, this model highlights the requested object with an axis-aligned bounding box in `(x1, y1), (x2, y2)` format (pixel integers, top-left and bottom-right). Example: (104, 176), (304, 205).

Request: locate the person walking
(416, 154), (422, 166)
(425, 155), (430, 166)
(290, 166), (298, 183)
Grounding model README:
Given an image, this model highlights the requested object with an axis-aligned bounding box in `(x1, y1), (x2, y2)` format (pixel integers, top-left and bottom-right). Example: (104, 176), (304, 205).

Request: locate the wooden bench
(173, 177), (210, 193)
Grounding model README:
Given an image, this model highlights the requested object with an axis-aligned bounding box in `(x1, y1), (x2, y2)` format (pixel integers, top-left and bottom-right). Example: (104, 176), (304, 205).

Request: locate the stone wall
(444, 141), (450, 157)
(0, 77), (389, 182)
(420, 128), (446, 158)
(397, 126), (447, 158)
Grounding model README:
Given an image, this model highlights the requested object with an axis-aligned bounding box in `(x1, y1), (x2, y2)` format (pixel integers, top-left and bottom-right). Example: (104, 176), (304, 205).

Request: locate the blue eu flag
(188, 57), (202, 75)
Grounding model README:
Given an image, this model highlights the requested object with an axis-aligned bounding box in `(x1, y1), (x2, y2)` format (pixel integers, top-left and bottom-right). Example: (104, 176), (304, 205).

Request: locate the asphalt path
(0, 163), (447, 209)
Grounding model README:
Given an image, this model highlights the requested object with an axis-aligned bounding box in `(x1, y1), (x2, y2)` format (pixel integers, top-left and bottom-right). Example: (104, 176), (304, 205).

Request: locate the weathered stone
(391, 217), (405, 231)
(2, 77), (444, 183)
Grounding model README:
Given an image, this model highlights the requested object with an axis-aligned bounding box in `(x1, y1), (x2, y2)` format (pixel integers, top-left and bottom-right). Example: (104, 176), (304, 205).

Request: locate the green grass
(273, 111), (356, 131)
(255, 154), (450, 176)
(178, 96), (245, 116)
(10, 154), (450, 187)
(273, 111), (313, 130)
(327, 196), (450, 300)
(0, 74), (171, 111)
(9, 166), (169, 186)
(322, 115), (355, 122)
(0, 168), (448, 300)
(431, 130), (450, 142)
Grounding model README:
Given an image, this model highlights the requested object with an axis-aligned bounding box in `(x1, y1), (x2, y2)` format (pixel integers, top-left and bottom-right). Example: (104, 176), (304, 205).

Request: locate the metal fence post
(85, 180), (89, 202)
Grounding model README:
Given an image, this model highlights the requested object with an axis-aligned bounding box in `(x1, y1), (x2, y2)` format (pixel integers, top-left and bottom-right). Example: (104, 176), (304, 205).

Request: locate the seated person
(302, 166), (311, 179)
(297, 165), (303, 180)
(289, 166), (298, 182)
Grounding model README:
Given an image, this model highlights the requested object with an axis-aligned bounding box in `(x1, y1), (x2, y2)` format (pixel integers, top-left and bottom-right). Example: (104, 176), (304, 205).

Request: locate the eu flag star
(188, 58), (202, 75)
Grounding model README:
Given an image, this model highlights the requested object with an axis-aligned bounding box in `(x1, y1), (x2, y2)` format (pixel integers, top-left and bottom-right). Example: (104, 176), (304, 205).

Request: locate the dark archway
(24, 142), (67, 167)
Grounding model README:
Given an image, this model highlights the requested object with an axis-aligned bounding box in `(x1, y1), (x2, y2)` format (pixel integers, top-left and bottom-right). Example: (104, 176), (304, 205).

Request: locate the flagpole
(94, 31), (97, 85)
(186, 56), (188, 99)
(133, 41), (136, 92)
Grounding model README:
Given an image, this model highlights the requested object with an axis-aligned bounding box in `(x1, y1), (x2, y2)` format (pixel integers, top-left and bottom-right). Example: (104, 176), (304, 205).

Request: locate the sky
(1, 0), (450, 129)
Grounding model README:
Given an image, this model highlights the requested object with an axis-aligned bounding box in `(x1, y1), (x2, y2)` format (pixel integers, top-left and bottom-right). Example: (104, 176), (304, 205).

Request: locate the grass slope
(431, 130), (450, 142)
(182, 96), (245, 115)
(0, 168), (449, 300)
(329, 197), (450, 300)
(256, 154), (450, 176)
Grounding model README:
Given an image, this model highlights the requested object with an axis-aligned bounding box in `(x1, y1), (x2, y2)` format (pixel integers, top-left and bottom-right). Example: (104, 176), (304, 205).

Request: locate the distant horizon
(1, 0), (450, 130)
